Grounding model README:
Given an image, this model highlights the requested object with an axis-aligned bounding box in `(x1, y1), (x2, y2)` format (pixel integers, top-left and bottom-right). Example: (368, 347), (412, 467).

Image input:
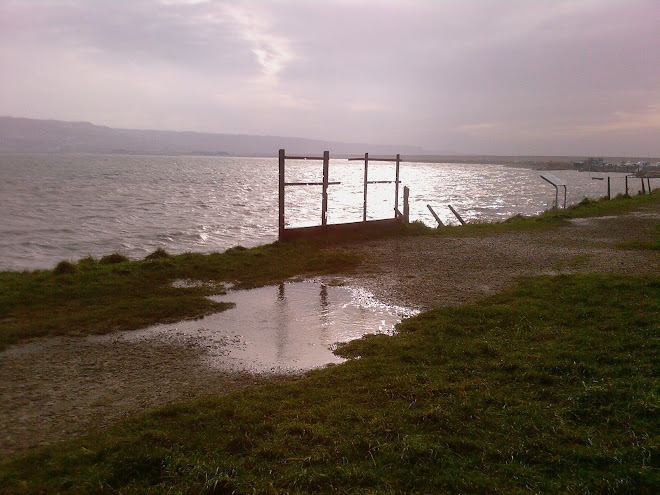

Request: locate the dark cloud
(1, 0), (658, 155)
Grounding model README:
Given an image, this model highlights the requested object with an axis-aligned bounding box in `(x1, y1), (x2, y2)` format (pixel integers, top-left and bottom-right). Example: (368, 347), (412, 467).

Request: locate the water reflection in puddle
(114, 281), (418, 373)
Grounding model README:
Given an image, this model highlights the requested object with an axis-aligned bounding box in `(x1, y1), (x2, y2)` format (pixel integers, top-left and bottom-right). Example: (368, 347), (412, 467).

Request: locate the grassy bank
(1, 273), (658, 493)
(1, 190), (658, 352)
(0, 242), (360, 351)
(406, 190), (660, 237)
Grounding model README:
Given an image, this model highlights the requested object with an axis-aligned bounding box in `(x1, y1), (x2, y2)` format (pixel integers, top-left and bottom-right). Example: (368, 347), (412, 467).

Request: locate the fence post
(394, 154), (400, 218)
(279, 149), (285, 239)
(363, 153), (369, 222)
(641, 177), (646, 195)
(625, 176), (629, 196)
(448, 204), (467, 225)
(322, 151), (329, 226)
(427, 204), (444, 226)
(607, 176), (611, 199)
(403, 186), (409, 224)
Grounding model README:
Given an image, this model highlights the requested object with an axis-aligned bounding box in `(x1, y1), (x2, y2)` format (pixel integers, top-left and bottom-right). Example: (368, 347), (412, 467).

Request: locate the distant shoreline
(3, 150), (658, 171)
(399, 154), (660, 171)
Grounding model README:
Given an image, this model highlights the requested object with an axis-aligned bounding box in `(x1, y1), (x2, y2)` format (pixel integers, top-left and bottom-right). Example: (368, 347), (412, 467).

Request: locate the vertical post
(279, 149), (285, 239)
(363, 153), (369, 222)
(641, 177), (646, 195)
(394, 154), (400, 218)
(607, 176), (611, 199)
(322, 150), (329, 226)
(648, 177), (653, 193)
(403, 186), (409, 224)
(625, 176), (629, 196)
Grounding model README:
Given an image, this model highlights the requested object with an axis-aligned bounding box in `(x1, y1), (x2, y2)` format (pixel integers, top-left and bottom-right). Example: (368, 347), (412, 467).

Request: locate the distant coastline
(2, 116), (658, 169)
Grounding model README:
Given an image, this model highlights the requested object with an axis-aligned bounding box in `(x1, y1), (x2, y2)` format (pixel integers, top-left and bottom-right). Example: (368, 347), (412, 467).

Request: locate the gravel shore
(1, 204), (658, 456)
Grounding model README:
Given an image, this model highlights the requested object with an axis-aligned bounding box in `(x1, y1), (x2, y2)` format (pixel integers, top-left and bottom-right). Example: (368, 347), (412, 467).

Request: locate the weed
(99, 253), (129, 265)
(53, 260), (76, 274)
(145, 248), (171, 260)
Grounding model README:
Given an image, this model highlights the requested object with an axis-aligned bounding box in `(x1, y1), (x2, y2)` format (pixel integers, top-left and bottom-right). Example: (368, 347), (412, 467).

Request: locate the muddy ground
(1, 205), (658, 457)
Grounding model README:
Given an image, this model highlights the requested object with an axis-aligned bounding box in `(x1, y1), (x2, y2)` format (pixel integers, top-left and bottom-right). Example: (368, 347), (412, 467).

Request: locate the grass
(0, 242), (361, 351)
(1, 191), (658, 351)
(1, 273), (658, 493)
(405, 190), (660, 237)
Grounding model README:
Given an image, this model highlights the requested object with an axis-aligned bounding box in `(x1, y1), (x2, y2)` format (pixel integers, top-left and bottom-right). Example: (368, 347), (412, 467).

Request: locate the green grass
(407, 189), (660, 237)
(618, 224), (660, 252)
(1, 273), (658, 494)
(0, 242), (361, 351)
(1, 191), (658, 352)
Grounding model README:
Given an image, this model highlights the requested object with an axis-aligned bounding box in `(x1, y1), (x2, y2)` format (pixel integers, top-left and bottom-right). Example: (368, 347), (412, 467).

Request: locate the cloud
(1, 0), (659, 155)
(223, 4), (295, 82)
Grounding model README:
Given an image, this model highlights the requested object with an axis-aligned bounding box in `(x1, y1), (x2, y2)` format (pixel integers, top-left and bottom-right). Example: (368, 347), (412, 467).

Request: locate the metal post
(625, 176), (629, 196)
(279, 149), (285, 239)
(607, 176), (611, 199)
(648, 177), (653, 193)
(322, 151), (329, 226)
(394, 154), (400, 218)
(363, 153), (368, 222)
(641, 177), (646, 195)
(403, 186), (409, 224)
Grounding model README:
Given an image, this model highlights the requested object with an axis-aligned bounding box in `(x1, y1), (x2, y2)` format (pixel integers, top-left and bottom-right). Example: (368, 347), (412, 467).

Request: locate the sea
(0, 153), (645, 272)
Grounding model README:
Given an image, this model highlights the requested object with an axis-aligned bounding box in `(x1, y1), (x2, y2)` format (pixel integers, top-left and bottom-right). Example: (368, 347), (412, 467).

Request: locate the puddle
(103, 281), (418, 373)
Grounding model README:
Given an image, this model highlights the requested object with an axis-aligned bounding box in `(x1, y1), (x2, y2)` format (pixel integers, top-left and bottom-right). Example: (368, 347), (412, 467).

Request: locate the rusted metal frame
(280, 149), (338, 238)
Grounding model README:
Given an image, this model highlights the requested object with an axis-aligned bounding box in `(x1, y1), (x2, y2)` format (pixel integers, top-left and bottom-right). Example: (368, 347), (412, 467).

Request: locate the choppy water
(0, 153), (646, 271)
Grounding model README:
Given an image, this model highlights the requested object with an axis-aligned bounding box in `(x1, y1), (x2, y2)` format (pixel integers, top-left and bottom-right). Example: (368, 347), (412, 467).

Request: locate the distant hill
(0, 117), (423, 157)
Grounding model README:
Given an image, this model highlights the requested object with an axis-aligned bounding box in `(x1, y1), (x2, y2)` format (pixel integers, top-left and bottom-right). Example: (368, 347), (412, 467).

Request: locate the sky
(1, 0), (659, 156)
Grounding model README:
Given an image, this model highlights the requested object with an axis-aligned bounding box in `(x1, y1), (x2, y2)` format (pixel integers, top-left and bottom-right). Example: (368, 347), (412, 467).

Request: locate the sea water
(0, 153), (644, 271)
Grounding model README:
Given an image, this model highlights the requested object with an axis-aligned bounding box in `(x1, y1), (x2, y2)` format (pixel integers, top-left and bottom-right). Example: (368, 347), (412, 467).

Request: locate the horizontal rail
(285, 181), (341, 186)
(348, 157), (401, 162)
(285, 156), (325, 161)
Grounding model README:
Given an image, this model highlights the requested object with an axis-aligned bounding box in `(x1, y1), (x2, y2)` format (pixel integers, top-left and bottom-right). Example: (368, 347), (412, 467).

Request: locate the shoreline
(1, 195), (658, 456)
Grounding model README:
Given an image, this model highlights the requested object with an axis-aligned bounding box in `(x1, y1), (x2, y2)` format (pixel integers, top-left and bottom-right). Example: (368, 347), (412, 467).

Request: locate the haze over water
(0, 154), (644, 271)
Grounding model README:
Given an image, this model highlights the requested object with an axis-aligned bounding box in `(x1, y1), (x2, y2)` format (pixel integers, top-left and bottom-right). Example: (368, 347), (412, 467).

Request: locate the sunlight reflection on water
(101, 280), (419, 373)
(0, 154), (647, 270)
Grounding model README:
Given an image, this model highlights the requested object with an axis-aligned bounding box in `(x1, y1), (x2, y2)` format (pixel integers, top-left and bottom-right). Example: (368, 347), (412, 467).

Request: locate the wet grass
(1, 273), (658, 493)
(0, 242), (361, 351)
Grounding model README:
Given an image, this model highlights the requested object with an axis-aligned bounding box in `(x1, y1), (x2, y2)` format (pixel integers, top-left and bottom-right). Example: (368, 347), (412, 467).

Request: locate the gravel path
(342, 208), (660, 310)
(1, 205), (658, 457)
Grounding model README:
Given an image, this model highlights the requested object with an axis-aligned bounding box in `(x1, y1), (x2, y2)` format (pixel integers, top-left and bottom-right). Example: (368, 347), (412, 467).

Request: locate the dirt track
(1, 205), (658, 456)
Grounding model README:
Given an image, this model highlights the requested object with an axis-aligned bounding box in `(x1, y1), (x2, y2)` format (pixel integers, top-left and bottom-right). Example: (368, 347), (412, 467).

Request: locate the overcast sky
(1, 0), (659, 155)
